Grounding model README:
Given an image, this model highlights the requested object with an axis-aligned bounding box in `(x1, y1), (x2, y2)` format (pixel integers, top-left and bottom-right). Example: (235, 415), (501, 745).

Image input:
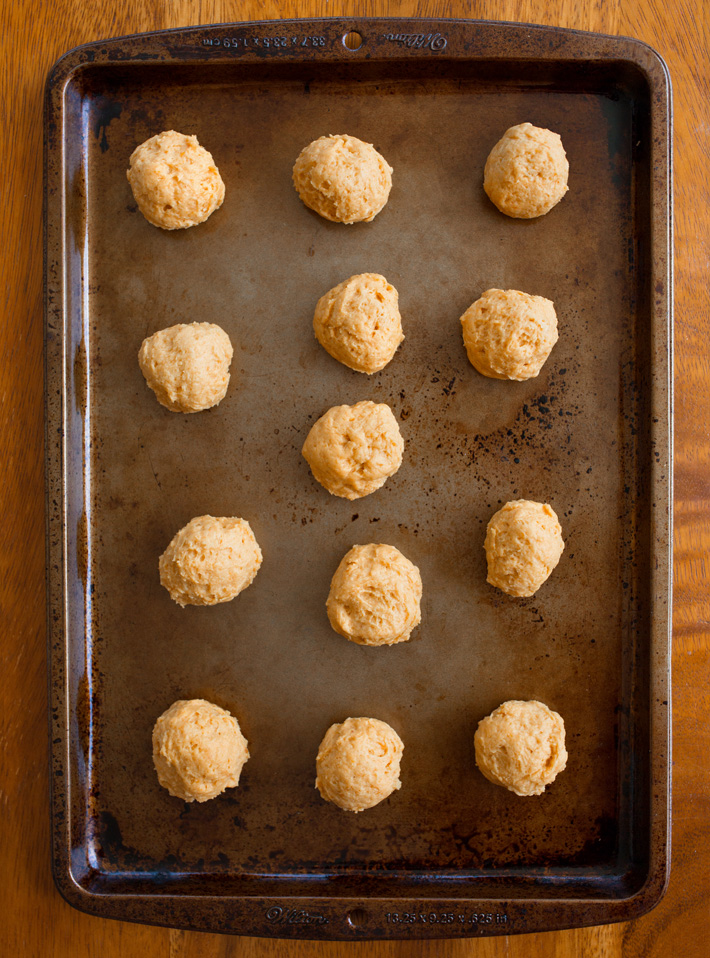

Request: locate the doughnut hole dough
(138, 322), (233, 413)
(314, 273), (404, 374)
(327, 544), (422, 646)
(460, 288), (558, 381)
(159, 515), (262, 607)
(302, 401), (404, 500)
(483, 122), (569, 219)
(127, 130), (225, 230)
(474, 700), (567, 796)
(292, 134), (393, 224)
(315, 717), (404, 812)
(152, 699), (249, 802)
(484, 499), (564, 597)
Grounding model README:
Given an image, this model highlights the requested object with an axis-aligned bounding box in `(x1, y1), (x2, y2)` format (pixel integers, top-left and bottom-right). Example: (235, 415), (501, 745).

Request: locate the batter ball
(313, 273), (404, 374)
(327, 543), (422, 646)
(483, 122), (569, 219)
(460, 288), (558, 381)
(159, 515), (262, 607)
(138, 322), (233, 413)
(152, 699), (249, 802)
(292, 134), (393, 224)
(315, 717), (404, 812)
(484, 499), (564, 597)
(474, 699), (567, 796)
(302, 401), (404, 500)
(127, 130), (225, 230)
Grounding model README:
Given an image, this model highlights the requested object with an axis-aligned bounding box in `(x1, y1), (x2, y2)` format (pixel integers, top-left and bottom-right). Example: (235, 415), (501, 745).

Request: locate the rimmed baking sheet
(45, 17), (672, 939)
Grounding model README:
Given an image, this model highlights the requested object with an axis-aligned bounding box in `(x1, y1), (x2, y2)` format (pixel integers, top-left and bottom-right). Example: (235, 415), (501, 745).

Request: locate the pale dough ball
(483, 122), (569, 219)
(127, 130), (225, 230)
(460, 288), (558, 381)
(484, 499), (564, 597)
(159, 515), (262, 607)
(302, 401), (404, 500)
(152, 699), (249, 802)
(292, 134), (393, 224)
(315, 717), (403, 812)
(474, 700), (567, 796)
(314, 273), (404, 374)
(327, 544), (422, 646)
(138, 322), (233, 413)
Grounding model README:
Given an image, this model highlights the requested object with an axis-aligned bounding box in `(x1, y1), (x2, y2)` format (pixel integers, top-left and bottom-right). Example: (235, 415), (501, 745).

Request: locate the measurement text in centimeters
(202, 35), (326, 48)
(386, 911), (508, 926)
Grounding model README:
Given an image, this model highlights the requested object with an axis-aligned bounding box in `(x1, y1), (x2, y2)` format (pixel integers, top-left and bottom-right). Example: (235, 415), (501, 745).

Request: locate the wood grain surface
(1, 0), (707, 955)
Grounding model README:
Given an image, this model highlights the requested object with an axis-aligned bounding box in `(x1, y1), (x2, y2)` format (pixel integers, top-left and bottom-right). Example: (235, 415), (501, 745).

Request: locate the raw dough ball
(302, 401), (404, 500)
(292, 134), (393, 224)
(484, 499), (564, 597)
(314, 273), (404, 374)
(127, 130), (225, 230)
(327, 544), (422, 646)
(159, 515), (262, 607)
(152, 699), (249, 802)
(483, 122), (569, 219)
(315, 717), (403, 812)
(460, 288), (558, 381)
(474, 700), (567, 796)
(138, 322), (233, 412)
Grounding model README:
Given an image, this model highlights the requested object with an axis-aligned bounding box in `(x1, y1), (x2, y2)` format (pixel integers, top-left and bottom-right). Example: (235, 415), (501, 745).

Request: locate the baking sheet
(45, 18), (672, 939)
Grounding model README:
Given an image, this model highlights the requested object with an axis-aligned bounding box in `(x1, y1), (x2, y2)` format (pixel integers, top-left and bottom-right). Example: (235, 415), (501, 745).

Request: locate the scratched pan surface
(44, 19), (672, 940)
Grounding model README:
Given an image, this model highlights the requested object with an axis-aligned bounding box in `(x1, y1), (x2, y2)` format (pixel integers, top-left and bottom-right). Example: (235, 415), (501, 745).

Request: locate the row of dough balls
(126, 123), (568, 231)
(137, 278), (558, 418)
(310, 275), (558, 380)
(152, 699), (568, 809)
(159, 502), (564, 616)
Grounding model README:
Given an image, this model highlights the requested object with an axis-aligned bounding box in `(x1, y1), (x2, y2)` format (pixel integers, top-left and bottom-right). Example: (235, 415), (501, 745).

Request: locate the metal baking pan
(45, 17), (672, 939)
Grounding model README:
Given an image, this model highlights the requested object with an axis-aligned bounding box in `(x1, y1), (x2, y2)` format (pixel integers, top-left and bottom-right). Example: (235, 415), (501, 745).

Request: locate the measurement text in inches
(386, 911), (508, 926)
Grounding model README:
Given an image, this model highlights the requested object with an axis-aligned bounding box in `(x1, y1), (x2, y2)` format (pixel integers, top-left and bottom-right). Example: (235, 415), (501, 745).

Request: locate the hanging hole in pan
(342, 31), (363, 50)
(347, 907), (368, 928)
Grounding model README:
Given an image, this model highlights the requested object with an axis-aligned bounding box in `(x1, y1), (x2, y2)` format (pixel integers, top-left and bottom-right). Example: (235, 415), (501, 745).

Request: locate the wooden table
(2, 1), (707, 955)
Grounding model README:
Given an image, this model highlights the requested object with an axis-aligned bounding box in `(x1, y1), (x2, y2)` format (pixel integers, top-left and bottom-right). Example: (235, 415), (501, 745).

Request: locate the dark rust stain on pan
(45, 18), (671, 940)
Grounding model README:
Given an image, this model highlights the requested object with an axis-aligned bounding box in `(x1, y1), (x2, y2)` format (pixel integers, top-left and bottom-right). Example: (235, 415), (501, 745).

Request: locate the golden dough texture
(292, 134), (393, 224)
(302, 401), (404, 500)
(152, 699), (249, 802)
(483, 123), (569, 219)
(484, 499), (564, 597)
(327, 544), (422, 646)
(314, 273), (404, 374)
(159, 515), (262, 607)
(138, 322), (233, 413)
(315, 717), (403, 812)
(460, 288), (558, 381)
(127, 130), (225, 230)
(474, 700), (567, 796)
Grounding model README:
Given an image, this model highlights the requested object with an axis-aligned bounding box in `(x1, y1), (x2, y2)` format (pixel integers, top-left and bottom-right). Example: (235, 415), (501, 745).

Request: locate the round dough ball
(483, 122), (569, 219)
(474, 700), (567, 796)
(159, 515), (262, 607)
(127, 130), (225, 230)
(292, 134), (393, 224)
(327, 544), (422, 646)
(484, 499), (564, 598)
(138, 322), (233, 412)
(302, 401), (404, 500)
(152, 699), (249, 802)
(314, 273), (404, 374)
(315, 717), (403, 812)
(460, 288), (558, 381)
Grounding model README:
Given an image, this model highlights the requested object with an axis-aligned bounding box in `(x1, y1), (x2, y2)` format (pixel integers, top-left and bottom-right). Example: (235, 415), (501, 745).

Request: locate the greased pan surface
(45, 18), (672, 939)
